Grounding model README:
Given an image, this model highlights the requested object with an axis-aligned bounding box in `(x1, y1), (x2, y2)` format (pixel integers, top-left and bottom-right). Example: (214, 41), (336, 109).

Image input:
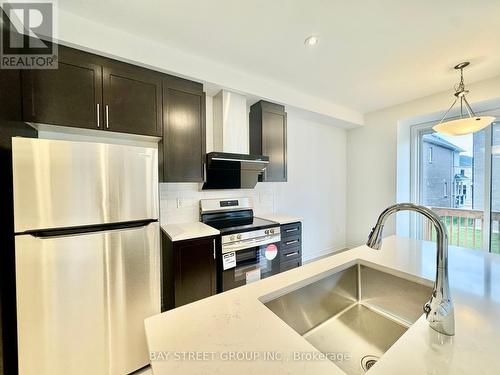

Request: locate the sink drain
(361, 355), (379, 372)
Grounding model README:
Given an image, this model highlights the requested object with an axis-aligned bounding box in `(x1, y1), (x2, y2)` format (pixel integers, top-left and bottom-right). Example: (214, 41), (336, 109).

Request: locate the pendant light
(432, 62), (495, 136)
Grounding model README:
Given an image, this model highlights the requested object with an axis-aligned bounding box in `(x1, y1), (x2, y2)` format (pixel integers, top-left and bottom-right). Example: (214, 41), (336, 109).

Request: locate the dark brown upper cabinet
(249, 100), (287, 182)
(21, 46), (102, 130)
(160, 76), (205, 182)
(21, 45), (162, 136)
(102, 63), (162, 136)
(0, 70), (22, 122)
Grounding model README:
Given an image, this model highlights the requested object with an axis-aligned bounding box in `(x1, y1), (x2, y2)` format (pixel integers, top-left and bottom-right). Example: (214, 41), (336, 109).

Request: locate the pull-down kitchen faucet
(366, 203), (455, 336)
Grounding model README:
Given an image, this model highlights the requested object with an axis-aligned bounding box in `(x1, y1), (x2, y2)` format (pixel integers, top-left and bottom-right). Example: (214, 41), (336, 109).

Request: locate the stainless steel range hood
(202, 90), (269, 189)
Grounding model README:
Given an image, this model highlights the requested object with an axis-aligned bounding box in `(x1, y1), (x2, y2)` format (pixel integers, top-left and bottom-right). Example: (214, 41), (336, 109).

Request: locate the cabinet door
(280, 257), (302, 273)
(21, 47), (102, 129)
(250, 101), (287, 182)
(262, 108), (287, 182)
(0, 70), (22, 121)
(174, 237), (216, 307)
(161, 77), (205, 182)
(281, 222), (302, 239)
(102, 63), (162, 136)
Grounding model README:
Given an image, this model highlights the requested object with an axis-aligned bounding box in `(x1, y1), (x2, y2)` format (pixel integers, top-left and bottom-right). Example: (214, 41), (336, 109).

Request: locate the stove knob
(230, 235), (235, 241)
(270, 229), (274, 234)
(265, 229), (270, 235)
(236, 234), (242, 240)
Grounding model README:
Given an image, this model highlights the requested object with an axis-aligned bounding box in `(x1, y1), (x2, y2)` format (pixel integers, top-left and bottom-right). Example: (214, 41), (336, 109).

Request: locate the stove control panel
(229, 234), (244, 241)
(222, 226), (281, 245)
(220, 200), (239, 207)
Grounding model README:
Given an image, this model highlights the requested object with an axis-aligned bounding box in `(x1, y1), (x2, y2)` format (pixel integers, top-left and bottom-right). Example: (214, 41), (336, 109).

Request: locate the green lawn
(429, 216), (500, 254)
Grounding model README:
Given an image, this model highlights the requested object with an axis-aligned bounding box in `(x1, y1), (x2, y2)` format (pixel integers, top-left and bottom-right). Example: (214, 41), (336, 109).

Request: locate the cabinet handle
(285, 251), (299, 257)
(285, 239), (299, 245)
(105, 105), (109, 129)
(96, 104), (100, 128)
(213, 239), (216, 259)
(285, 228), (299, 233)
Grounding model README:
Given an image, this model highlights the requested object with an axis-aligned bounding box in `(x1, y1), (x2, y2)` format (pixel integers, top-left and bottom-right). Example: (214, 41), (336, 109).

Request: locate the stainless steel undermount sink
(263, 264), (432, 374)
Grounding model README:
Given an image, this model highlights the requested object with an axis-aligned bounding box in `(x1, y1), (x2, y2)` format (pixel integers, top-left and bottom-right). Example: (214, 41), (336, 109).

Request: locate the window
(491, 122), (500, 253)
(414, 118), (499, 253)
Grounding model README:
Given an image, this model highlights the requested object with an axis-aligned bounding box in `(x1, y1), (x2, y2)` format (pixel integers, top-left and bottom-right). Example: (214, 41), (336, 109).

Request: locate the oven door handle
(222, 235), (280, 254)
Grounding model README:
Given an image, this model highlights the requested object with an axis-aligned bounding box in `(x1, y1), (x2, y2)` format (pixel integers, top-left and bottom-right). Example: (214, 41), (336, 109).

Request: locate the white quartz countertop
(160, 222), (219, 242)
(256, 213), (302, 225)
(145, 236), (500, 374)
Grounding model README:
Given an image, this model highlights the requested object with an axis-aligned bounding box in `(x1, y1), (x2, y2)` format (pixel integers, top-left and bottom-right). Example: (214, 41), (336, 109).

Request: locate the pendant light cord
(455, 66), (466, 94)
(438, 64), (476, 125)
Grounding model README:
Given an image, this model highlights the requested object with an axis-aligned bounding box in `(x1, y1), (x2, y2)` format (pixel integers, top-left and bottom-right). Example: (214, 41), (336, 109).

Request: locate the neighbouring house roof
(423, 133), (465, 152)
(459, 155), (473, 167)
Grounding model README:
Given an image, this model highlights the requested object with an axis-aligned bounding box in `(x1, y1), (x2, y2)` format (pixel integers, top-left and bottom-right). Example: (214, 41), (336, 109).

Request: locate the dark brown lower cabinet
(161, 232), (217, 310)
(280, 257), (302, 272)
(279, 222), (302, 272)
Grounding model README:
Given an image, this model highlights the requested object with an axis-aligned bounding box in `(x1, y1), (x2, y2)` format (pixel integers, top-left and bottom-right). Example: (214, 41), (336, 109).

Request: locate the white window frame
(409, 123), (434, 239)
(409, 107), (500, 251)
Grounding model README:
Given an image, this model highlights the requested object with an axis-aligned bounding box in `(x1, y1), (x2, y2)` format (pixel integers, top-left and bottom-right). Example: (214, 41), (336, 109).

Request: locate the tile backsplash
(159, 183), (276, 225)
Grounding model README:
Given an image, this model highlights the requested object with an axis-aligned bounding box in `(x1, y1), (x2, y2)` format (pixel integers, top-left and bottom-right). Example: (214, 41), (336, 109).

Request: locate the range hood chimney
(202, 90), (269, 189)
(213, 90), (248, 154)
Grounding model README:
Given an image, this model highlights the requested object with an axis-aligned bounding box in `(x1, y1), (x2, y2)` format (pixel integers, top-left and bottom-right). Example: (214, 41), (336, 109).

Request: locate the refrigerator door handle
(25, 219), (158, 238)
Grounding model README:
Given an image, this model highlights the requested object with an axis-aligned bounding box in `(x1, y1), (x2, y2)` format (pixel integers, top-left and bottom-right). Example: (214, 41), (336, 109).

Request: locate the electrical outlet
(176, 198), (183, 208)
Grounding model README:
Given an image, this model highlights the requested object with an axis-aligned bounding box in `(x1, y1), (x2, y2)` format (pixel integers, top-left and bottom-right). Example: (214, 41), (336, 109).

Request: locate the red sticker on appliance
(264, 244), (278, 260)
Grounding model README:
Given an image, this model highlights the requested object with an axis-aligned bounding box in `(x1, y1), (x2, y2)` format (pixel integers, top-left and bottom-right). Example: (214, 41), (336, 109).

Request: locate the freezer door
(15, 223), (160, 375)
(12, 137), (158, 233)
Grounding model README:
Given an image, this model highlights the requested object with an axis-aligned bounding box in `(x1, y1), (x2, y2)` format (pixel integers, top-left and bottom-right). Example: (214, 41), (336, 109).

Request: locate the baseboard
(302, 245), (348, 263)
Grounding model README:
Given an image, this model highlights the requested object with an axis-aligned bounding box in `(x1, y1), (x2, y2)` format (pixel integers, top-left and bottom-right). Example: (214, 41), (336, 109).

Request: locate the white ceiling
(59, 0), (500, 114)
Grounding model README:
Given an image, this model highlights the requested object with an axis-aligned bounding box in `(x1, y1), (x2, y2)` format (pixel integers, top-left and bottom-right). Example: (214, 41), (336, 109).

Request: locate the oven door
(221, 236), (280, 291)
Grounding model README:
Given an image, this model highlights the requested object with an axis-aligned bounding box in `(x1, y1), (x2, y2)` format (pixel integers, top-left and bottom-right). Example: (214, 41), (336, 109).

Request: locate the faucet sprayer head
(366, 224), (384, 250)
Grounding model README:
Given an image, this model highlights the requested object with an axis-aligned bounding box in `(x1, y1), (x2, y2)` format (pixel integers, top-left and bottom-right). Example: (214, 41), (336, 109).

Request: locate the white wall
(275, 108), (347, 259)
(160, 102), (347, 261)
(55, 9), (363, 128)
(346, 74), (500, 247)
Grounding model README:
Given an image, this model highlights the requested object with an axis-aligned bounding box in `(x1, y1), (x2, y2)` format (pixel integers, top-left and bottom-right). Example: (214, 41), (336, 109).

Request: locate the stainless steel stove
(200, 198), (281, 291)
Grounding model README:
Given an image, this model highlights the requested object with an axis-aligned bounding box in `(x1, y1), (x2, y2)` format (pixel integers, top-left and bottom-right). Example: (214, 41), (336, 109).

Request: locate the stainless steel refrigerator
(12, 138), (160, 375)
